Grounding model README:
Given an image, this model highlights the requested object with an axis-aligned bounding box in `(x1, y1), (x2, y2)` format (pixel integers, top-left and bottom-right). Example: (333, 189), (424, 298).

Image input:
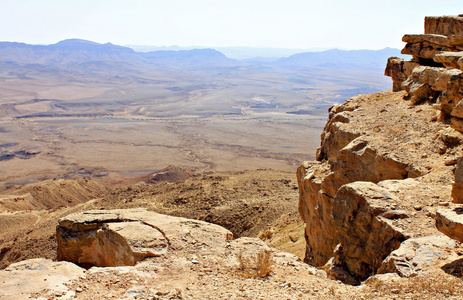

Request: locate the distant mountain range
(276, 48), (404, 70)
(0, 39), (403, 71)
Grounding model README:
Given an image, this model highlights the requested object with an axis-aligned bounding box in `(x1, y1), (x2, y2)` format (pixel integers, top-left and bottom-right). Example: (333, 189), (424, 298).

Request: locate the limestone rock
(456, 157), (463, 184)
(316, 109), (360, 162)
(434, 51), (463, 70)
(425, 16), (463, 36)
(0, 258), (84, 300)
(385, 15), (463, 131)
(453, 183), (463, 203)
(321, 137), (410, 197)
(451, 117), (463, 132)
(57, 208), (233, 267)
(384, 57), (419, 91)
(440, 127), (463, 146)
(401, 43), (442, 60)
(435, 208), (463, 242)
(378, 235), (455, 277)
(452, 159), (463, 203)
(452, 100), (463, 119)
(297, 165), (407, 283)
(328, 182), (406, 283)
(296, 161), (337, 266)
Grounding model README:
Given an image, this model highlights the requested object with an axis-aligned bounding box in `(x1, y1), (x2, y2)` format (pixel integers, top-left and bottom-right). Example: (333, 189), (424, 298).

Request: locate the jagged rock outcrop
(385, 15), (463, 131)
(297, 15), (463, 284)
(323, 182), (406, 284)
(57, 208), (233, 267)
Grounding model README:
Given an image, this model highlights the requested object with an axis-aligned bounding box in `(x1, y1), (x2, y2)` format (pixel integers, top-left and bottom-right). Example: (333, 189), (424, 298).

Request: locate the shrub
(237, 249), (274, 278)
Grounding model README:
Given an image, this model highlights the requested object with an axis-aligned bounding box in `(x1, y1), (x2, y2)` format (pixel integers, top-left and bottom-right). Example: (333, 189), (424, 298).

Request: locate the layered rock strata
(297, 88), (462, 284)
(297, 15), (463, 284)
(385, 15), (463, 131)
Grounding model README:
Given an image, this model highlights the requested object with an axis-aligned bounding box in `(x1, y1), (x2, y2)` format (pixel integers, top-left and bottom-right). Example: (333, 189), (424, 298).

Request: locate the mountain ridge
(0, 39), (402, 69)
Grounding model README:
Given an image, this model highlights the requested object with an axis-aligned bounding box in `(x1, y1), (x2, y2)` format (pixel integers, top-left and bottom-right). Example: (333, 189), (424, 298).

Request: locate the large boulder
(57, 208), (233, 267)
(324, 182), (406, 284)
(0, 258), (84, 300)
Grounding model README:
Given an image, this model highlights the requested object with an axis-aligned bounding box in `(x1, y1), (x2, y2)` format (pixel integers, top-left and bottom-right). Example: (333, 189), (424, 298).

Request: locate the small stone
(438, 146), (448, 154)
(380, 210), (410, 219)
(445, 158), (459, 165)
(439, 202), (450, 206)
(414, 204), (423, 211)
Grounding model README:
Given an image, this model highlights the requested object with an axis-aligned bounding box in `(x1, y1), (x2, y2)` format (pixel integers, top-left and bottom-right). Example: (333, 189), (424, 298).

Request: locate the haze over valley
(0, 39), (399, 189)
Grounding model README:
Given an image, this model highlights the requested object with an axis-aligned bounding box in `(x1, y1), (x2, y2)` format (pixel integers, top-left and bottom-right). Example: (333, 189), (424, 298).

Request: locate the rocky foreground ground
(3, 14), (463, 300)
(2, 87), (463, 299)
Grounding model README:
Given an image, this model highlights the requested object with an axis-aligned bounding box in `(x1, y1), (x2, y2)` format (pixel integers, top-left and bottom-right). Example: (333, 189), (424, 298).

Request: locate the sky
(0, 0), (462, 50)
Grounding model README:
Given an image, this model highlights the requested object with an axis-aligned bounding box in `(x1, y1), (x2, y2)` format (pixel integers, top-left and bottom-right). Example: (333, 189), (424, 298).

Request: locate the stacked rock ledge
(385, 15), (463, 132)
(298, 15), (463, 285)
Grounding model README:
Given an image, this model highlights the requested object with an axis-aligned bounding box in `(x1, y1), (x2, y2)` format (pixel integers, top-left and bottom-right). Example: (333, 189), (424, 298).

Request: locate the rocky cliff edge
(298, 15), (463, 285)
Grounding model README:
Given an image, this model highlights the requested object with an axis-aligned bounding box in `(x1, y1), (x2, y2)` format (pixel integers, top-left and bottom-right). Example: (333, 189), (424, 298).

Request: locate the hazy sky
(1, 0), (462, 49)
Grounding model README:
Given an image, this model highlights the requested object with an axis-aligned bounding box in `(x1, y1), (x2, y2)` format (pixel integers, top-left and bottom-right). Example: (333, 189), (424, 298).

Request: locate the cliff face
(386, 15), (463, 133)
(298, 15), (463, 284)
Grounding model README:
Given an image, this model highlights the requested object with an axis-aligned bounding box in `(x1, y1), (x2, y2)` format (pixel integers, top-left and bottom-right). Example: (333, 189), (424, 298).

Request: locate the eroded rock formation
(385, 15), (463, 131)
(57, 208), (233, 267)
(298, 15), (463, 285)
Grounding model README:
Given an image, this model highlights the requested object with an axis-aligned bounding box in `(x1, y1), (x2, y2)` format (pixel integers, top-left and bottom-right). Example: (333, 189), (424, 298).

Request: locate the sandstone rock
(456, 157), (463, 183)
(451, 117), (463, 132)
(386, 15), (463, 132)
(453, 157), (463, 203)
(401, 66), (447, 104)
(0, 258), (84, 299)
(57, 208), (233, 267)
(403, 34), (450, 46)
(401, 42), (442, 60)
(325, 244), (359, 285)
(425, 16), (463, 36)
(402, 33), (463, 50)
(452, 100), (463, 119)
(434, 51), (463, 70)
(378, 235), (455, 277)
(440, 127), (463, 146)
(435, 208), (463, 242)
(385, 57), (416, 92)
(296, 161), (337, 266)
(321, 138), (410, 197)
(328, 182), (406, 283)
(452, 183), (463, 203)
(316, 123), (360, 162)
(297, 167), (407, 283)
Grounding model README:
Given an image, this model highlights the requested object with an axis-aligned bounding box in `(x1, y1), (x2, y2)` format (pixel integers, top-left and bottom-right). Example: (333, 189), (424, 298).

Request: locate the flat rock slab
(0, 258), (84, 300)
(436, 208), (463, 242)
(378, 235), (455, 277)
(57, 208), (233, 267)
